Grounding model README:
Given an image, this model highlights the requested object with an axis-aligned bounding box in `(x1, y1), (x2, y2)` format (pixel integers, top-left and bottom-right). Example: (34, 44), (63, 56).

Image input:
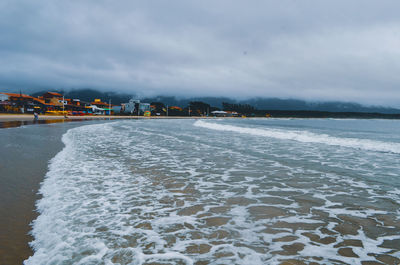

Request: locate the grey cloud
(1, 0), (400, 106)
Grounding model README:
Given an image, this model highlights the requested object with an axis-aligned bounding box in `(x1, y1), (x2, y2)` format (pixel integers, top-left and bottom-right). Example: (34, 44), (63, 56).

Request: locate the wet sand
(0, 114), (217, 122)
(0, 114), (113, 122)
(0, 120), (109, 264)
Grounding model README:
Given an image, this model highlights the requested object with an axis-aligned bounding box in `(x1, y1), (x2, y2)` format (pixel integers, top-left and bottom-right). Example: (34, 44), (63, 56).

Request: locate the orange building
(42, 92), (65, 107)
(0, 92), (48, 113)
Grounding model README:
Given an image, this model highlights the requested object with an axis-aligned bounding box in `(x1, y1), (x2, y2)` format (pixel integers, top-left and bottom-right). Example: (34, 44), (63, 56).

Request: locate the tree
(188, 101), (210, 116)
(168, 106), (183, 116)
(222, 102), (256, 114)
(150, 102), (166, 115)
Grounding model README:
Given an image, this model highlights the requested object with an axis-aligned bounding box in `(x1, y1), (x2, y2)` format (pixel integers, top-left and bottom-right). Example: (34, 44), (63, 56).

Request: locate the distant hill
(142, 96), (400, 114)
(243, 98), (400, 114)
(29, 89), (400, 114)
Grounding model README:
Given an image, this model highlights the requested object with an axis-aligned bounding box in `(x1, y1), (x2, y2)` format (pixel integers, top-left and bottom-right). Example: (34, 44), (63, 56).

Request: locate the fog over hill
(29, 89), (400, 114)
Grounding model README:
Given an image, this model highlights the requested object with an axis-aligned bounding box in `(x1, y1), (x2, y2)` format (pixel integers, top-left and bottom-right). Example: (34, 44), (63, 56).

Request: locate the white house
(211, 110), (228, 117)
(0, 93), (9, 101)
(90, 105), (105, 115)
(117, 99), (151, 115)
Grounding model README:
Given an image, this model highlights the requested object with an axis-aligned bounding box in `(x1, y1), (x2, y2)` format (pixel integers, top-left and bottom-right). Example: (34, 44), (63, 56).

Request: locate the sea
(24, 118), (400, 265)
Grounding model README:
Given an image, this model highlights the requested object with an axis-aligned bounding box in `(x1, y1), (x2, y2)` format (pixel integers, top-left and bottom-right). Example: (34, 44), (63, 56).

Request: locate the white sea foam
(194, 120), (400, 154)
(25, 120), (400, 264)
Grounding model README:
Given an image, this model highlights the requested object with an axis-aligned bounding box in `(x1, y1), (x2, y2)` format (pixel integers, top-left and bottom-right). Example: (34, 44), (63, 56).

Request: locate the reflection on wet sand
(0, 118), (110, 129)
(0, 119), (107, 265)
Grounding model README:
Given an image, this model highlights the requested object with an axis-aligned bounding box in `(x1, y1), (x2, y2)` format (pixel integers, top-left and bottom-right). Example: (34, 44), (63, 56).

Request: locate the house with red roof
(0, 92), (48, 113)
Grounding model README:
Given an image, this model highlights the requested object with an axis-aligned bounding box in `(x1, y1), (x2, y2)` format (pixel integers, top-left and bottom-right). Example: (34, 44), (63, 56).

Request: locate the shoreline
(0, 114), (218, 121)
(0, 114), (220, 129)
(0, 120), (107, 264)
(0, 117), (216, 263)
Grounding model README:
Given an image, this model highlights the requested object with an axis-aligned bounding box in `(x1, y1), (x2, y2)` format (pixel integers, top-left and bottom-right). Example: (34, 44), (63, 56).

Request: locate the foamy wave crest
(25, 122), (196, 265)
(194, 120), (400, 154)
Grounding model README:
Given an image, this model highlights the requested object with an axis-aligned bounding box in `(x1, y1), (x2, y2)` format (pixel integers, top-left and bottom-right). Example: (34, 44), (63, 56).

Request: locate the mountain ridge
(27, 89), (400, 114)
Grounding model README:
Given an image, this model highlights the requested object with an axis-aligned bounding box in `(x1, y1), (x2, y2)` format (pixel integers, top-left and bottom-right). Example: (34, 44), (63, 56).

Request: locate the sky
(1, 1), (400, 106)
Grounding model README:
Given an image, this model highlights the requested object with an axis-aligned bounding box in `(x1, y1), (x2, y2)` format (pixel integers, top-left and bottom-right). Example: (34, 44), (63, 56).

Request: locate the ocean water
(25, 119), (400, 265)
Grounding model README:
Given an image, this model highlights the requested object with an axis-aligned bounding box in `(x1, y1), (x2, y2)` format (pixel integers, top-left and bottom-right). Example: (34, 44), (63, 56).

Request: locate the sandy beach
(0, 114), (219, 129)
(0, 114), (216, 122)
(0, 119), (114, 264)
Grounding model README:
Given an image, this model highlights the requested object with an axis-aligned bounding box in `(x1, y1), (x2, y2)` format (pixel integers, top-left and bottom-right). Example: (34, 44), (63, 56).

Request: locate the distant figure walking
(33, 112), (39, 121)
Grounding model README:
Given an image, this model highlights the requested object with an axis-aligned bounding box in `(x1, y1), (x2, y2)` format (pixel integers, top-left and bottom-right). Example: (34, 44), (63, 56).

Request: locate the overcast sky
(1, 1), (400, 106)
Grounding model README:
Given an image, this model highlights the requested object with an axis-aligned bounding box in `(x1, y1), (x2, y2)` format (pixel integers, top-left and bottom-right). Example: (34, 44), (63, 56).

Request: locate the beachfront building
(37, 91), (68, 114)
(35, 92), (94, 115)
(61, 99), (94, 115)
(70, 99), (94, 115)
(117, 99), (151, 115)
(211, 110), (239, 117)
(112, 105), (122, 114)
(91, 99), (113, 115)
(0, 91), (117, 115)
(0, 92), (47, 113)
(41, 92), (65, 107)
(211, 110), (228, 117)
(226, 111), (239, 117)
(0, 93), (9, 102)
(0, 93), (10, 113)
(139, 103), (151, 114)
(122, 99), (140, 114)
(87, 105), (105, 115)
(37, 92), (95, 115)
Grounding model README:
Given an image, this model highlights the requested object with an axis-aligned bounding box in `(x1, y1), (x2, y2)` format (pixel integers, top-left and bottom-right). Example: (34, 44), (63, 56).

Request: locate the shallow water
(0, 120), (103, 265)
(26, 119), (400, 264)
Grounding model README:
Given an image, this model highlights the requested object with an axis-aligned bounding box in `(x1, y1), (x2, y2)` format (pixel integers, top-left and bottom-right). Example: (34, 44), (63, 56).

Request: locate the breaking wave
(194, 120), (400, 154)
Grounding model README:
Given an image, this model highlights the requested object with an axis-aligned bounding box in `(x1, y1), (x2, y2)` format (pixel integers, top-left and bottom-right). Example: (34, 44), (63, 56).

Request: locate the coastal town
(0, 91), (240, 117)
(2, 91), (400, 120)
